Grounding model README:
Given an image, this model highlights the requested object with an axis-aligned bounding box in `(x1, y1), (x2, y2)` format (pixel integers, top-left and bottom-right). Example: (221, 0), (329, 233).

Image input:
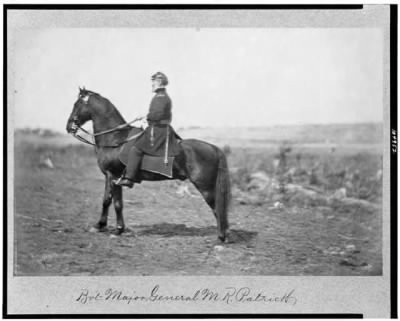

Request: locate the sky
(12, 27), (383, 131)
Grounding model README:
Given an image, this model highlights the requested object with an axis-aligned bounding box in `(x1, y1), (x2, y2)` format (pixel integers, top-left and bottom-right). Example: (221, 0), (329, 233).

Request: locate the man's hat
(151, 72), (168, 86)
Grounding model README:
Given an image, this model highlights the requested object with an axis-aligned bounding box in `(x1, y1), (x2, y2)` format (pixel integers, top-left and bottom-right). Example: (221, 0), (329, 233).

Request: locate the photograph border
(389, 3), (398, 319)
(2, 3), (397, 318)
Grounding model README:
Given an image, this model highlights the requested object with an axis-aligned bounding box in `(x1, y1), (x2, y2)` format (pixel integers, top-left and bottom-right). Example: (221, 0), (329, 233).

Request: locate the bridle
(71, 116), (145, 148)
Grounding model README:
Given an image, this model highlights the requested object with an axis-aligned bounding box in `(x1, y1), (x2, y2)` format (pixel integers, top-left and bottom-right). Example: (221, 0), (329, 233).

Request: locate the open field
(14, 124), (382, 275)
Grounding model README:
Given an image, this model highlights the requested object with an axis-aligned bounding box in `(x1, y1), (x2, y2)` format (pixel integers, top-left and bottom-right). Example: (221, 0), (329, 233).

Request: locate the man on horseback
(67, 80), (230, 241)
(116, 71), (175, 188)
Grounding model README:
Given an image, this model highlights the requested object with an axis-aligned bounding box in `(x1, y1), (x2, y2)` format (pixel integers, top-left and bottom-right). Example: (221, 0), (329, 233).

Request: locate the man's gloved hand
(138, 118), (148, 129)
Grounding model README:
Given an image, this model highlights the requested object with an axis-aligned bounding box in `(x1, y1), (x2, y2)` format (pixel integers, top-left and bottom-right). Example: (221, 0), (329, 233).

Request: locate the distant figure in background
(116, 72), (178, 188)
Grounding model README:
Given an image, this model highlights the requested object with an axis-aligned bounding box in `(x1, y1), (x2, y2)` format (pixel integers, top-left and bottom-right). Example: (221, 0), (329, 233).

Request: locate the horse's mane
(86, 89), (126, 122)
(86, 89), (101, 97)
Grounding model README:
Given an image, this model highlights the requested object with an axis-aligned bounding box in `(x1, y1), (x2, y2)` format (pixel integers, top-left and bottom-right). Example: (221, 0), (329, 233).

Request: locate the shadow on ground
(130, 223), (257, 244)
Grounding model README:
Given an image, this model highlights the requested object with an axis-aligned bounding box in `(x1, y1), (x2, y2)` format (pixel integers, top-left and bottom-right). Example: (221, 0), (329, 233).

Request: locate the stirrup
(114, 177), (134, 188)
(114, 176), (123, 185)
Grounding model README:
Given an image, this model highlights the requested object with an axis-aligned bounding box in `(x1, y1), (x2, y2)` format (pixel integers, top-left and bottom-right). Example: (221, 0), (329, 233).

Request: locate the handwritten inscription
(75, 285), (297, 306)
(392, 129), (397, 154)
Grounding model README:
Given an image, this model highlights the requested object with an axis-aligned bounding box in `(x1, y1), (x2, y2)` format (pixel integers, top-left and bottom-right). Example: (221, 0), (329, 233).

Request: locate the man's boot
(116, 147), (143, 188)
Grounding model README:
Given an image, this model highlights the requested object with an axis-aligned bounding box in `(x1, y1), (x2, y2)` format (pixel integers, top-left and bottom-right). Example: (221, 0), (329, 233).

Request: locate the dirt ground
(14, 136), (382, 276)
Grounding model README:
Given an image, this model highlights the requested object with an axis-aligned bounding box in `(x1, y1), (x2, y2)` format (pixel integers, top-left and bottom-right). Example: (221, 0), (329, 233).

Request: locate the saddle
(118, 127), (181, 178)
(119, 149), (175, 179)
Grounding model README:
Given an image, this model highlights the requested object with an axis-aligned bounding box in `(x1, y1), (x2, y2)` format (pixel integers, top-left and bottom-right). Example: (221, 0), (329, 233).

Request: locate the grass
(13, 128), (383, 276)
(228, 144), (382, 202)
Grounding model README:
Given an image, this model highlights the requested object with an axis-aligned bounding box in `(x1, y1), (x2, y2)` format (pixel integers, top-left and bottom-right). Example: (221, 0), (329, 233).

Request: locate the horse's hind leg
(196, 185), (226, 242)
(112, 184), (125, 235)
(94, 172), (113, 231)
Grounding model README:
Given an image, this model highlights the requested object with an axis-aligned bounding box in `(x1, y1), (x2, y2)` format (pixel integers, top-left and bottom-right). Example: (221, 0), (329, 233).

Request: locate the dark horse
(66, 88), (231, 241)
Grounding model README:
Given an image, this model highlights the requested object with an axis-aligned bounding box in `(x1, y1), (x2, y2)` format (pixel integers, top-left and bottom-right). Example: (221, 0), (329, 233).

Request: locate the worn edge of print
(6, 5), (392, 317)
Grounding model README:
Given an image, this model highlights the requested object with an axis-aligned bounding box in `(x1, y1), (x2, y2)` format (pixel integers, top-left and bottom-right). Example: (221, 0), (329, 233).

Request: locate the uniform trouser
(125, 146), (144, 180)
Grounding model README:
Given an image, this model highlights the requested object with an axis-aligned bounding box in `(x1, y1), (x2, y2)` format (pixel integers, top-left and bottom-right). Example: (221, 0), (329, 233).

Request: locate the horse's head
(66, 87), (93, 133)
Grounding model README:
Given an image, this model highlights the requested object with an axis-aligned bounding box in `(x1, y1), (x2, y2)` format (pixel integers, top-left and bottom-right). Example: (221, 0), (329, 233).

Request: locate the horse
(66, 88), (231, 242)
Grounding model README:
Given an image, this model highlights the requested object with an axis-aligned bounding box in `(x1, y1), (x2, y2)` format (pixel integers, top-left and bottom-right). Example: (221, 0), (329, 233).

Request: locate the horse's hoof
(91, 224), (108, 232)
(89, 226), (102, 233)
(218, 235), (226, 243)
(112, 227), (125, 236)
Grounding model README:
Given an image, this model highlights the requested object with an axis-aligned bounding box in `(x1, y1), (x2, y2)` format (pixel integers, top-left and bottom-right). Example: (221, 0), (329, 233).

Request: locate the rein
(89, 116), (143, 137)
(71, 117), (144, 148)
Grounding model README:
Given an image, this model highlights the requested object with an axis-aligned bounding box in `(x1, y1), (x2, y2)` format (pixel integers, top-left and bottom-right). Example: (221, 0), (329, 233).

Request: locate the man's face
(152, 79), (162, 92)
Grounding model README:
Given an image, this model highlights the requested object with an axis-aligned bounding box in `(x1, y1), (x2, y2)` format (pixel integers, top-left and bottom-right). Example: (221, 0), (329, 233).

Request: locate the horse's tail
(215, 148), (231, 241)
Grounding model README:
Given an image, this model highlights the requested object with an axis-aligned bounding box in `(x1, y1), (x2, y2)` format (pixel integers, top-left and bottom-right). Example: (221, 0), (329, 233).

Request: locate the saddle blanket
(118, 127), (179, 178)
(119, 150), (174, 178)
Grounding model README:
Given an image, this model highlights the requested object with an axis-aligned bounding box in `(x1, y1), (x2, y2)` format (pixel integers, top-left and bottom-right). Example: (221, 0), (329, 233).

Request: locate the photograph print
(5, 4), (395, 317)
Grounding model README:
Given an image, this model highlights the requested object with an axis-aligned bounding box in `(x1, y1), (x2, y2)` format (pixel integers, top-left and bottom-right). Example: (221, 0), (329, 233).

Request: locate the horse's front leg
(93, 172), (113, 231)
(112, 184), (125, 235)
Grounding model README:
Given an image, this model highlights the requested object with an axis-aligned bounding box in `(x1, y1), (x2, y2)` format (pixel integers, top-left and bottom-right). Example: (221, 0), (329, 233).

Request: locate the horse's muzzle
(66, 120), (78, 134)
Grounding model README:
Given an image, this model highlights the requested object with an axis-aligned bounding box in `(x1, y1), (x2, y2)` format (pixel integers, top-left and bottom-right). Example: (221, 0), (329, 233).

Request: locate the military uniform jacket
(147, 88), (172, 123)
(133, 88), (181, 157)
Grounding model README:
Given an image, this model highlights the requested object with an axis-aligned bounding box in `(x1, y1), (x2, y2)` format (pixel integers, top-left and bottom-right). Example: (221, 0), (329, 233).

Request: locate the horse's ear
(78, 86), (82, 92)
(83, 86), (86, 91)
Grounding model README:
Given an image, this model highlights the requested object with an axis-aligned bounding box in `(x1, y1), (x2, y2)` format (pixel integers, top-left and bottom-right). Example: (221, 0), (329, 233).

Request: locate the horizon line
(14, 121), (384, 133)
